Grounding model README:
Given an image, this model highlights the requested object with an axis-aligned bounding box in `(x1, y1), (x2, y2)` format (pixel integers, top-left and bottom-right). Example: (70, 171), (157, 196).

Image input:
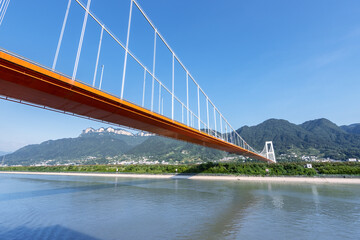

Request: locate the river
(0, 173), (359, 239)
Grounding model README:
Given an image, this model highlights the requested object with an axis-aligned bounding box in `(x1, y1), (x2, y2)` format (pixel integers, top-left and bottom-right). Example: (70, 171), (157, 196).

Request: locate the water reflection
(185, 182), (259, 240)
(0, 174), (359, 240)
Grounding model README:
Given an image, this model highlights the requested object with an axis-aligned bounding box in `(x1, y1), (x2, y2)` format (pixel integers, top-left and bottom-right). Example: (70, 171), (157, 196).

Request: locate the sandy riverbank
(1, 171), (360, 184)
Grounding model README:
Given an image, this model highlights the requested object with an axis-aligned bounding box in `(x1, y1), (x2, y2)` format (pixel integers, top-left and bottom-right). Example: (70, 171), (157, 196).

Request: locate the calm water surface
(0, 173), (359, 239)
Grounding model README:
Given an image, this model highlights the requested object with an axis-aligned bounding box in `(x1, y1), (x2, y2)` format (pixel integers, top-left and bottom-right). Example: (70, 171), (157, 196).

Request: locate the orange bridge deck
(0, 50), (272, 162)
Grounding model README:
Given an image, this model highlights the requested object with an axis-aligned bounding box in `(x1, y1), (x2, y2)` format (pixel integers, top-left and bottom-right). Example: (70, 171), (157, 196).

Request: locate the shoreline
(1, 171), (360, 184)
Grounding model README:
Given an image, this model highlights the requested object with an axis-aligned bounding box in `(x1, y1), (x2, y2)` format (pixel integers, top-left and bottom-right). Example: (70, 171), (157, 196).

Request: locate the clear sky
(1, 0), (360, 152)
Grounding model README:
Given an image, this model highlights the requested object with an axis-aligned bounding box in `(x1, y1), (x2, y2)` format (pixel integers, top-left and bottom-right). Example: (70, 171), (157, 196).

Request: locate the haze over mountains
(2, 119), (360, 166)
(0, 151), (10, 157)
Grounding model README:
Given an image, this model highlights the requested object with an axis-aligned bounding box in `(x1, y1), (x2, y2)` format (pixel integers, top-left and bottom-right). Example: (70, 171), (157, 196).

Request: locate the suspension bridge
(0, 0), (276, 163)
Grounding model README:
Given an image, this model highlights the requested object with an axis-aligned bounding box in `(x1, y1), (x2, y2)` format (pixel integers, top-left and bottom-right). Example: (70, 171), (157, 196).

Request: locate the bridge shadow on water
(0, 225), (100, 240)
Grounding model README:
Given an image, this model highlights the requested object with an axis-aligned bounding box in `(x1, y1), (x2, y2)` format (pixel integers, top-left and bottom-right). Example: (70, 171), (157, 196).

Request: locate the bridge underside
(0, 51), (272, 162)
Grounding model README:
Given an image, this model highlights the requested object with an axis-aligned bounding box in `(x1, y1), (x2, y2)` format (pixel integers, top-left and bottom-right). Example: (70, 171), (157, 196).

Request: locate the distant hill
(5, 136), (132, 166)
(237, 118), (360, 160)
(3, 127), (227, 166)
(0, 151), (11, 157)
(79, 127), (150, 147)
(341, 123), (360, 135)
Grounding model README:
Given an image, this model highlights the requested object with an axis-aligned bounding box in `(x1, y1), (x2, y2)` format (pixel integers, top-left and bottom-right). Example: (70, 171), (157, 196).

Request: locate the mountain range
(2, 119), (360, 166)
(238, 118), (360, 160)
(3, 127), (227, 166)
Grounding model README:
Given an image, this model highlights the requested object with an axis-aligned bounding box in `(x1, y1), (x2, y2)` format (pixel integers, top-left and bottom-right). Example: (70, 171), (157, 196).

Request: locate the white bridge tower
(260, 141), (276, 163)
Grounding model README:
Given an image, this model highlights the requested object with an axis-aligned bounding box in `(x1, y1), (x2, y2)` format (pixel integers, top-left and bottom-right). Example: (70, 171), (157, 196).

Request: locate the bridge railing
(0, 0), (268, 158)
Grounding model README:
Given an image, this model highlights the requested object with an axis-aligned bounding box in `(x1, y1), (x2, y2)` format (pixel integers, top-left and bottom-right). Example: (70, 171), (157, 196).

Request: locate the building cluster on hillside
(5, 152), (358, 167)
(277, 152), (357, 162)
(301, 155), (317, 161)
(119, 160), (170, 165)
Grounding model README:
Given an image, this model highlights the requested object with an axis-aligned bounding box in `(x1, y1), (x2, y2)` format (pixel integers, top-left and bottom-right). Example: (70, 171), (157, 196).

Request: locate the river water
(0, 173), (359, 240)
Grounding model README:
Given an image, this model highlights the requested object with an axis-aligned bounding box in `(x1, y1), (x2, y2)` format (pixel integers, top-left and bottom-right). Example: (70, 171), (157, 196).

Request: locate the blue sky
(1, 0), (360, 152)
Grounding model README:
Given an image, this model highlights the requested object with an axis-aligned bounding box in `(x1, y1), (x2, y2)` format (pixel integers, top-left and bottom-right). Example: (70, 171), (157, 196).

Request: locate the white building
(304, 163), (312, 169)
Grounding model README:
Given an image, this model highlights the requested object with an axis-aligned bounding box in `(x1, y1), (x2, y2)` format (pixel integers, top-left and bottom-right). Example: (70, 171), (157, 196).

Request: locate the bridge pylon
(260, 141), (276, 163)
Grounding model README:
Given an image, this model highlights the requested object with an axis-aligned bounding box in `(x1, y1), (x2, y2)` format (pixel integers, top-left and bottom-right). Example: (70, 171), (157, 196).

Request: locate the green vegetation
(313, 162), (360, 175)
(1, 162), (360, 176)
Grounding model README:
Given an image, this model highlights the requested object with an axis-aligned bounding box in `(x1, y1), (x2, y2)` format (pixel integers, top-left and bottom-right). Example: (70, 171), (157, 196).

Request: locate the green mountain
(237, 118), (360, 160)
(127, 136), (226, 162)
(237, 119), (309, 151)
